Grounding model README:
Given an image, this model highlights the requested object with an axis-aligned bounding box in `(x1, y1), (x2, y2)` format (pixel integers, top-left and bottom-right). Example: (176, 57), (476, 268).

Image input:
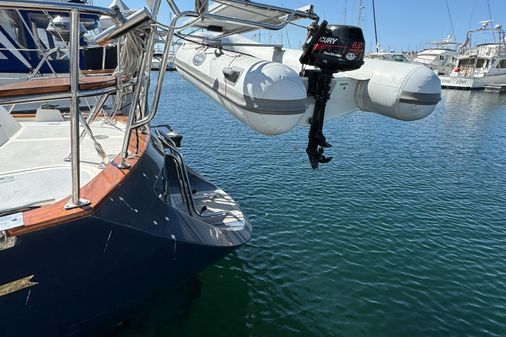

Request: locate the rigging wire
(487, 0), (496, 43)
(357, 0), (365, 27)
(444, 0), (456, 40)
(343, 0), (347, 24)
(467, 0), (476, 31)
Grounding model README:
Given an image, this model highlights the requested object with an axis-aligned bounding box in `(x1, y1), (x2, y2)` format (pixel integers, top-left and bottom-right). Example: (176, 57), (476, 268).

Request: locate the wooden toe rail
(9, 122), (149, 237)
(0, 75), (117, 98)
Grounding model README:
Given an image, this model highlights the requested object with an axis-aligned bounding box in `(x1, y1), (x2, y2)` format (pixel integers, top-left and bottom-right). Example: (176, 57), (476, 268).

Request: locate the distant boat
(366, 51), (411, 63)
(0, 0), (440, 335)
(440, 20), (506, 89)
(152, 52), (176, 71)
(0, 0), (117, 80)
(0, 0), (119, 112)
(412, 36), (459, 76)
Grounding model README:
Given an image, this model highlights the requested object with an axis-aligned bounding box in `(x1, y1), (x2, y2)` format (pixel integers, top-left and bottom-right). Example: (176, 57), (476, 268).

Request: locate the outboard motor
(300, 21), (365, 169)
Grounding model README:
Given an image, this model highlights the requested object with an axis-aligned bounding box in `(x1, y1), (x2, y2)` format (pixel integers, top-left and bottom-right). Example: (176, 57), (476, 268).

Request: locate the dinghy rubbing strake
(399, 92), (441, 105)
(176, 61), (306, 115)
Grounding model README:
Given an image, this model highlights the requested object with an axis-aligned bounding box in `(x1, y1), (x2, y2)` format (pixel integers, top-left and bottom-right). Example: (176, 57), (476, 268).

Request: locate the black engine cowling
(300, 21), (365, 73)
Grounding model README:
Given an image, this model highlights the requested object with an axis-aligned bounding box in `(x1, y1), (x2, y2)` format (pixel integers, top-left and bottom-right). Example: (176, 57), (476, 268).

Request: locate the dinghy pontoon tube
(175, 42), (307, 135)
(217, 35), (441, 123)
(349, 59), (441, 121)
(175, 37), (441, 134)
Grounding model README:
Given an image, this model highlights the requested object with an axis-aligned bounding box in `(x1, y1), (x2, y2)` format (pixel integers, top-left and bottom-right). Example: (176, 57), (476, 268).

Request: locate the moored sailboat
(0, 1), (250, 336)
(0, 0), (441, 336)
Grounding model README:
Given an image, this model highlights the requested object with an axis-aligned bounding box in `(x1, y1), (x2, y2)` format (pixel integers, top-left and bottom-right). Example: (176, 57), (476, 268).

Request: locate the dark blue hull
(0, 134), (251, 336)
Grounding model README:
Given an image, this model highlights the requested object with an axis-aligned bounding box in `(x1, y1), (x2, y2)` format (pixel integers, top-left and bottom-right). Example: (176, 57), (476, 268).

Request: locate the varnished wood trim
(82, 69), (115, 75)
(11, 113), (36, 119)
(9, 125), (149, 237)
(0, 75), (117, 98)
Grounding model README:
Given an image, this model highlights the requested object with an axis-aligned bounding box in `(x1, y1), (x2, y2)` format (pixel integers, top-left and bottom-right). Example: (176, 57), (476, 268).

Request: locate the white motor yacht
(440, 21), (506, 89)
(366, 51), (411, 63)
(413, 37), (459, 76)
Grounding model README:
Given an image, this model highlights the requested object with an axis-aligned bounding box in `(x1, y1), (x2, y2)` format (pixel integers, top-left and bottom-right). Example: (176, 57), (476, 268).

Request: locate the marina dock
(483, 84), (506, 93)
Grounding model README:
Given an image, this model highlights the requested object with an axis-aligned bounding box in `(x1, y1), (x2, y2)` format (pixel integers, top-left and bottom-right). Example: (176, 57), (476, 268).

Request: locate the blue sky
(91, 0), (506, 52)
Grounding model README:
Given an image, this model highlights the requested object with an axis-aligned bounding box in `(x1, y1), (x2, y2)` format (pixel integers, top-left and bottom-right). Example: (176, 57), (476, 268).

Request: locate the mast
(444, 0), (456, 41)
(372, 0), (379, 52)
(357, 0), (365, 26)
(487, 0), (497, 43)
(343, 0), (347, 24)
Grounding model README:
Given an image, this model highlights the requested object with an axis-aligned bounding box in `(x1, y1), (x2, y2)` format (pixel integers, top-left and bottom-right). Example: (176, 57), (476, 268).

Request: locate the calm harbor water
(112, 72), (506, 337)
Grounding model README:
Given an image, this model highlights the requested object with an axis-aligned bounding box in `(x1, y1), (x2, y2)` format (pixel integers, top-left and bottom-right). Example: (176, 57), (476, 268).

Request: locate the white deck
(0, 118), (125, 213)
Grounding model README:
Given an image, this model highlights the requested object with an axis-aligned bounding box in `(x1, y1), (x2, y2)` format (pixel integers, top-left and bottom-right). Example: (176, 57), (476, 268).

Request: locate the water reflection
(107, 252), (253, 337)
(116, 73), (506, 337)
(442, 89), (506, 119)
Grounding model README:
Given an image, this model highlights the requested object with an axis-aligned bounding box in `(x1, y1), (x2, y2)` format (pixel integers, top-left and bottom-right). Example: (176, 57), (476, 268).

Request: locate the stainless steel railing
(118, 0), (317, 158)
(0, 1), (122, 209)
(0, 1), (115, 16)
(0, 0), (316, 211)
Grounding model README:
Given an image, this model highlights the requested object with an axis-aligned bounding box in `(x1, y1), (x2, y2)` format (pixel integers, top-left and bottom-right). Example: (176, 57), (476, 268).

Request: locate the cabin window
(475, 58), (485, 68)
(392, 54), (408, 62)
(498, 60), (506, 68)
(459, 58), (470, 67)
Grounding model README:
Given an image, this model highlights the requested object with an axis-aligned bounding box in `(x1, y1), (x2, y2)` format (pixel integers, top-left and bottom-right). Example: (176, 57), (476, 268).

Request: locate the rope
(114, 25), (150, 78)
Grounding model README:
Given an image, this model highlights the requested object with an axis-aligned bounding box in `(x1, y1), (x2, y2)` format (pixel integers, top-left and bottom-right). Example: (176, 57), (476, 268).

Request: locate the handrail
(0, 1), (119, 209)
(0, 1), (116, 16)
(118, 0), (162, 167)
(120, 9), (198, 135)
(157, 132), (228, 219)
(0, 1), (144, 210)
(65, 8), (89, 209)
(128, 0), (308, 130)
(165, 153), (194, 215)
(65, 93), (111, 163)
(0, 0), (320, 211)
